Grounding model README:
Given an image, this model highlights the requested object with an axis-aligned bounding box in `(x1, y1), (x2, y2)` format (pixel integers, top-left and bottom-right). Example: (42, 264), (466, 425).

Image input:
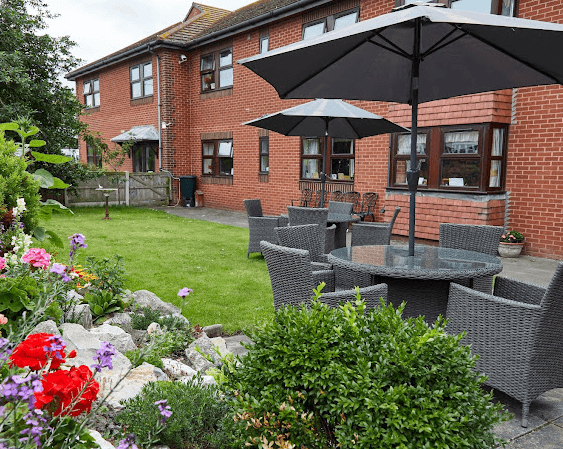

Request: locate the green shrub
(84, 254), (126, 294)
(221, 298), (509, 449)
(0, 130), (40, 232)
(116, 380), (240, 449)
(125, 329), (193, 369)
(131, 306), (190, 331)
(85, 290), (124, 322)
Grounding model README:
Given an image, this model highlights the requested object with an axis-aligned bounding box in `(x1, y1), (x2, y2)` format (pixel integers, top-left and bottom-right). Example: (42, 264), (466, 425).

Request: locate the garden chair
(354, 192), (378, 222)
(328, 201), (353, 216)
(287, 206), (335, 255)
(275, 224), (332, 269)
(311, 189), (325, 208)
(330, 190), (344, 202)
(446, 262), (563, 427)
(439, 223), (503, 294)
(260, 241), (388, 312)
(243, 199), (282, 258)
(344, 191), (361, 214)
(299, 189), (314, 207)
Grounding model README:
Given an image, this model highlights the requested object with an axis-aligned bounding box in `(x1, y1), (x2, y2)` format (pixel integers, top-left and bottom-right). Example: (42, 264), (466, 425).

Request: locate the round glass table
(328, 245), (503, 323)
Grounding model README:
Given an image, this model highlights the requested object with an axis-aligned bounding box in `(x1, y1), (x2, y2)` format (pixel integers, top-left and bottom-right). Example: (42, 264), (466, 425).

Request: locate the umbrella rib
(279, 30), (398, 98)
(343, 117), (361, 139)
(459, 26), (561, 84)
(368, 31), (412, 60)
(420, 28), (467, 59)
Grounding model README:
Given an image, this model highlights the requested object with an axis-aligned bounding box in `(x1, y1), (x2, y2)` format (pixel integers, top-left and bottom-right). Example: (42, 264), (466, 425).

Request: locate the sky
(44, 0), (255, 86)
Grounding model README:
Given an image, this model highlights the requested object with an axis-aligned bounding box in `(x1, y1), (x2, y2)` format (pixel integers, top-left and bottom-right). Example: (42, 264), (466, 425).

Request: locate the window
(86, 143), (102, 168)
(302, 9), (359, 40)
(259, 136), (269, 173)
(259, 36), (269, 54)
(389, 123), (508, 192)
(201, 48), (233, 92)
(301, 137), (354, 180)
(130, 62), (153, 99)
(202, 139), (233, 176)
(131, 143), (156, 172)
(397, 0), (518, 15)
(83, 78), (100, 108)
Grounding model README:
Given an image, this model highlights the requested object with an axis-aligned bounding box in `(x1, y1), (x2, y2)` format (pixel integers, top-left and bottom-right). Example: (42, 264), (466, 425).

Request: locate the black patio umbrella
(243, 98), (408, 205)
(238, 1), (563, 255)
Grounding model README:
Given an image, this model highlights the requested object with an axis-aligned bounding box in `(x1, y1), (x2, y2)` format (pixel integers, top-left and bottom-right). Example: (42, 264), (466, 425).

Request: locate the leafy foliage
(131, 306), (190, 331)
(221, 298), (509, 449)
(116, 380), (240, 449)
(125, 329), (193, 370)
(85, 290), (124, 322)
(84, 254), (126, 294)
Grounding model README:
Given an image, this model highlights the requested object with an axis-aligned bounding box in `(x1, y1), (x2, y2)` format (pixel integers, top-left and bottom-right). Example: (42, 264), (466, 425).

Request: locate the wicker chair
(351, 206), (401, 246)
(328, 201), (353, 215)
(355, 192), (379, 222)
(287, 206), (335, 256)
(260, 241), (388, 312)
(336, 207), (401, 289)
(446, 263), (563, 427)
(243, 199), (281, 258)
(275, 224), (332, 269)
(439, 223), (503, 294)
(344, 191), (361, 214)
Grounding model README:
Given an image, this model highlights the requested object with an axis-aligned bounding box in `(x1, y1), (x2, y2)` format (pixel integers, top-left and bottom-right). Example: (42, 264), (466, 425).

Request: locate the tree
(0, 0), (85, 151)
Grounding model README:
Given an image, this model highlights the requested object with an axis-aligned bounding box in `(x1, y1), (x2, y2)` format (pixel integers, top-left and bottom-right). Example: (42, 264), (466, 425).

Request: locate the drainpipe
(147, 45), (163, 171)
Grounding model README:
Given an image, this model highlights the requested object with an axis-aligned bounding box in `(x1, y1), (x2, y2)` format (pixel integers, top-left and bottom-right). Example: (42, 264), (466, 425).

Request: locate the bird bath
(95, 186), (118, 220)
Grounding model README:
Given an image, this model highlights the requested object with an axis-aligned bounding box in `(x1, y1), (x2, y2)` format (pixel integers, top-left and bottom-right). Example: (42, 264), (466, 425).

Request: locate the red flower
(9, 333), (70, 371)
(34, 365), (99, 416)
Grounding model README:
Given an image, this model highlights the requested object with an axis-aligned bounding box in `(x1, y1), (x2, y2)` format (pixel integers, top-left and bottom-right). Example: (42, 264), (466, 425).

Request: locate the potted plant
(498, 230), (524, 258)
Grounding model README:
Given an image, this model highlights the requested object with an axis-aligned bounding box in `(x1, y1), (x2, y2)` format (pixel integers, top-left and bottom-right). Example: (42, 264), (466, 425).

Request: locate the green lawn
(41, 206), (273, 334)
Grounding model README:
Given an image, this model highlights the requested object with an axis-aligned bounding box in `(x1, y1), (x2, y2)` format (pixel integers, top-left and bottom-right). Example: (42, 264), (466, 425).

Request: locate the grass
(41, 206), (273, 334)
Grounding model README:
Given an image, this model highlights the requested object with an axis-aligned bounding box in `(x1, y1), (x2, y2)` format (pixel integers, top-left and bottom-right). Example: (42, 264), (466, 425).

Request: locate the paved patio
(154, 204), (563, 447)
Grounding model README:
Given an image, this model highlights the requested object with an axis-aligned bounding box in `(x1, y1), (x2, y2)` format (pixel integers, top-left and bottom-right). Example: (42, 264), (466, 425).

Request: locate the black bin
(180, 175), (197, 207)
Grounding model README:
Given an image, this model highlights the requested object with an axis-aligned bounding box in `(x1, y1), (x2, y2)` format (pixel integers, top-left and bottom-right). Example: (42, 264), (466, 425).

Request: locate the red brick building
(67, 0), (563, 259)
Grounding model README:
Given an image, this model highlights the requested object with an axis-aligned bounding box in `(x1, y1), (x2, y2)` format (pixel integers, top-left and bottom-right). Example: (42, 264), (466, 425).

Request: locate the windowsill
(84, 106), (100, 112)
(386, 187), (505, 196)
(300, 179), (354, 183)
(200, 88), (233, 100)
(130, 96), (154, 106)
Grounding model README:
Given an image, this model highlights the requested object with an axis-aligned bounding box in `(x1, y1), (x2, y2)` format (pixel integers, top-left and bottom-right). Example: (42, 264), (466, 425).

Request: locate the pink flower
(0, 314), (7, 325)
(22, 248), (51, 269)
(0, 258), (5, 270)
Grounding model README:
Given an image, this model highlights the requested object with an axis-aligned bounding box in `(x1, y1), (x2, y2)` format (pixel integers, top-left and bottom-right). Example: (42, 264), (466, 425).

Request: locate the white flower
(12, 198), (26, 217)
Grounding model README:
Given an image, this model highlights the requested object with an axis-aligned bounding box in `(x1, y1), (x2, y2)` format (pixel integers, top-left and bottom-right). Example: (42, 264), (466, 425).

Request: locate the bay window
(201, 48), (233, 92)
(202, 139), (233, 176)
(301, 137), (354, 180)
(389, 123), (508, 192)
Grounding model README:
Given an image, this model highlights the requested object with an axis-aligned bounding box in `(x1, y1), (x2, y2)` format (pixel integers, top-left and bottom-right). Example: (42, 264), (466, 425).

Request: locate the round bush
(222, 299), (509, 449)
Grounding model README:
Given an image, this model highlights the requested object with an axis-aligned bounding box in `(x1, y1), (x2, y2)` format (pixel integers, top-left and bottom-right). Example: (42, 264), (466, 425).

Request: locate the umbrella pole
(407, 18), (422, 257)
(320, 118), (329, 207)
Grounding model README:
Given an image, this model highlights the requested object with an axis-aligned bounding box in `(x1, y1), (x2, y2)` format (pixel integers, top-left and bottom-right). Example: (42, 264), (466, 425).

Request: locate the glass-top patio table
(328, 245), (503, 323)
(327, 213), (360, 249)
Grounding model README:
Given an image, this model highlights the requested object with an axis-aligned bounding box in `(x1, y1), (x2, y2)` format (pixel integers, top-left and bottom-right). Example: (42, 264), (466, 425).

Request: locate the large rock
(161, 358), (197, 380)
(88, 430), (115, 449)
(90, 323), (137, 353)
(99, 362), (168, 409)
(105, 313), (133, 333)
(185, 334), (223, 373)
(65, 304), (92, 329)
(59, 323), (132, 375)
(29, 320), (60, 336)
(132, 290), (180, 315)
(203, 324), (222, 338)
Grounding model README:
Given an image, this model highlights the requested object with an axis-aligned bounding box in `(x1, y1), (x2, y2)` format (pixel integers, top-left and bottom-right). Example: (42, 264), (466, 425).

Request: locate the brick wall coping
(385, 189), (507, 203)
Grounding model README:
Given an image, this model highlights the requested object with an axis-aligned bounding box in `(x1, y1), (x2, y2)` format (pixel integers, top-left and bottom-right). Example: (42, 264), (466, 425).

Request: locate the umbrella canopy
(238, 1), (563, 254)
(243, 99), (408, 204)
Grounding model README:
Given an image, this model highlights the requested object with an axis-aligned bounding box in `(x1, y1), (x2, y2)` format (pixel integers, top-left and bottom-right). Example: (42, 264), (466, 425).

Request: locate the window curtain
(444, 131), (479, 154)
(398, 134), (426, 155)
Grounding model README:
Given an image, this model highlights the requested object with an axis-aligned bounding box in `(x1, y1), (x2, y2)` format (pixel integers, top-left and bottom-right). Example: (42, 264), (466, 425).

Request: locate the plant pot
(498, 242), (524, 258)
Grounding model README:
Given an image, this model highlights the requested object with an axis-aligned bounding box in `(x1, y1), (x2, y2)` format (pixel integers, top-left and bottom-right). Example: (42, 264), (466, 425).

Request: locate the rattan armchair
(260, 241), (388, 312)
(287, 206), (335, 256)
(439, 223), (503, 293)
(446, 263), (563, 427)
(328, 201), (353, 215)
(351, 206), (401, 246)
(275, 224), (332, 269)
(244, 199), (283, 258)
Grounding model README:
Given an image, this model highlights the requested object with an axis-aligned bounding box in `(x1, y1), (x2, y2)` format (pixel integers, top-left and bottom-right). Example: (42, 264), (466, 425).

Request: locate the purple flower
(0, 338), (12, 362)
(20, 409), (50, 448)
(50, 263), (72, 283)
(116, 434), (138, 449)
(43, 335), (66, 360)
(91, 341), (115, 372)
(155, 399), (172, 424)
(177, 287), (193, 298)
(68, 233), (87, 262)
(1, 373), (43, 410)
